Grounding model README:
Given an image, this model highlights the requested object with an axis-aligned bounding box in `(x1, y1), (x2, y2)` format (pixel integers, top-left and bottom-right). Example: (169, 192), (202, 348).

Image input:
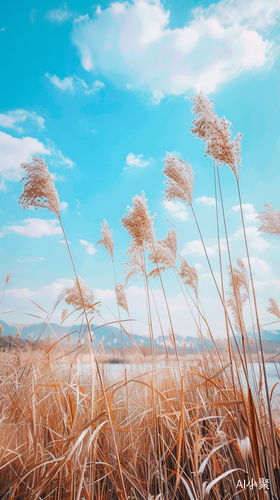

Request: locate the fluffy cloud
(0, 110), (45, 133)
(46, 3), (73, 23)
(231, 225), (272, 251)
(195, 196), (216, 206)
(46, 73), (105, 95)
(94, 288), (115, 300)
(46, 73), (74, 91)
(72, 0), (280, 100)
(60, 201), (68, 213)
(0, 131), (50, 181)
(124, 152), (151, 169)
(5, 219), (62, 238)
(242, 257), (271, 277)
(231, 203), (258, 222)
(163, 200), (189, 221)
(182, 239), (226, 257)
(79, 239), (97, 255)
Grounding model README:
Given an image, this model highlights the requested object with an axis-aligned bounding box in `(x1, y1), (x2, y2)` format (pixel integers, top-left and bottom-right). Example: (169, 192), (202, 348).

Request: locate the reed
(0, 94), (279, 499)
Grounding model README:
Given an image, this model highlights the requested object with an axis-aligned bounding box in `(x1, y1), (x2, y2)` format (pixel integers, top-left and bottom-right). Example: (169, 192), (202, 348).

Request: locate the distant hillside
(1, 320), (280, 354)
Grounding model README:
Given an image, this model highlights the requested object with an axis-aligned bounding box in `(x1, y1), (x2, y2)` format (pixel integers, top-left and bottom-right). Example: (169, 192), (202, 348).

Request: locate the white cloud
(163, 200), (189, 221)
(7, 278), (74, 300)
(0, 110), (45, 133)
(46, 3), (73, 23)
(94, 288), (115, 300)
(124, 152), (151, 169)
(5, 219), (62, 238)
(231, 225), (272, 251)
(242, 257), (271, 277)
(72, 0), (280, 100)
(46, 73), (105, 95)
(195, 196), (216, 206)
(182, 239), (226, 257)
(60, 201), (68, 213)
(0, 131), (50, 181)
(46, 73), (74, 91)
(231, 203), (258, 222)
(79, 239), (97, 255)
(0, 232), (4, 238)
(0, 179), (7, 191)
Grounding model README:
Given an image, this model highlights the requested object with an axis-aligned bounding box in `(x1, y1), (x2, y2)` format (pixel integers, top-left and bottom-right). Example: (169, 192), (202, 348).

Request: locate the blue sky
(0, 0), (280, 337)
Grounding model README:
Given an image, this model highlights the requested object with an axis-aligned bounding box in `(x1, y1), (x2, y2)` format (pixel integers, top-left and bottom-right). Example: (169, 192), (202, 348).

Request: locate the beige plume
(115, 283), (129, 315)
(6, 271), (12, 287)
(179, 255), (198, 296)
(257, 203), (280, 238)
(96, 219), (114, 260)
(19, 156), (60, 217)
(15, 326), (22, 339)
(61, 308), (69, 324)
(64, 276), (97, 312)
(121, 192), (156, 249)
(163, 154), (194, 205)
(148, 229), (177, 279)
(227, 259), (249, 336)
(191, 93), (242, 181)
(121, 243), (145, 286)
(267, 298), (280, 320)
(0, 325), (3, 335)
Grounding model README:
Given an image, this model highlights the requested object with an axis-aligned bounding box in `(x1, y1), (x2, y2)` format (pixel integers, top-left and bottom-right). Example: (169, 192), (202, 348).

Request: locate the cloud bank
(72, 0), (280, 101)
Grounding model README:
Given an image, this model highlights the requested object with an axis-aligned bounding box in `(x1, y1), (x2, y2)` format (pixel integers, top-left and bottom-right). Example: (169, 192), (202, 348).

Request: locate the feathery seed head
(96, 219), (114, 260)
(267, 298), (280, 320)
(121, 243), (145, 286)
(121, 192), (156, 249)
(227, 259), (249, 335)
(61, 308), (69, 324)
(191, 93), (242, 180)
(15, 326), (22, 339)
(148, 229), (177, 279)
(257, 203), (280, 238)
(238, 437), (252, 463)
(163, 154), (194, 205)
(0, 325), (3, 335)
(179, 255), (198, 296)
(19, 156), (60, 217)
(6, 271), (12, 287)
(115, 282), (129, 315)
(64, 276), (97, 312)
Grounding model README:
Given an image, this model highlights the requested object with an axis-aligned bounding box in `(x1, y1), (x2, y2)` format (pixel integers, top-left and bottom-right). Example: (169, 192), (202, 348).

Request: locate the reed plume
(19, 156), (60, 217)
(6, 271), (12, 286)
(227, 258), (249, 336)
(122, 244), (145, 285)
(121, 192), (156, 249)
(0, 325), (2, 335)
(191, 93), (243, 180)
(179, 255), (198, 296)
(148, 229), (177, 278)
(96, 219), (114, 260)
(257, 203), (280, 237)
(60, 308), (69, 324)
(267, 298), (280, 319)
(115, 282), (129, 315)
(15, 326), (22, 339)
(64, 276), (97, 312)
(163, 153), (194, 205)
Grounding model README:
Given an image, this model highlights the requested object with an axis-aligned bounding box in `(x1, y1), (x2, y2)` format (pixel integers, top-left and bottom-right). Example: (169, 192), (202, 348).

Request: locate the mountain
(1, 320), (280, 354)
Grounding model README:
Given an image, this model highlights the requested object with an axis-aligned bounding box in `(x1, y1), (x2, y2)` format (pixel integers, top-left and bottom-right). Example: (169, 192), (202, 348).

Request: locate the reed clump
(0, 94), (280, 499)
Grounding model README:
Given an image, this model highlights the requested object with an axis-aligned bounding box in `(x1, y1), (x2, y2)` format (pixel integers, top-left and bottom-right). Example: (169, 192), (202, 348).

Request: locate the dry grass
(1, 92), (280, 498)
(1, 348), (279, 499)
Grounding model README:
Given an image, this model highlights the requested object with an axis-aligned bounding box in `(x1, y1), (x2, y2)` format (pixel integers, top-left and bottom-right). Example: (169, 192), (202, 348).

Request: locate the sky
(0, 0), (280, 338)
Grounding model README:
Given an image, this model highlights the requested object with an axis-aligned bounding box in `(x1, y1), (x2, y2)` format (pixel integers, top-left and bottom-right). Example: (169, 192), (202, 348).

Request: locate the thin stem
(236, 181), (278, 467)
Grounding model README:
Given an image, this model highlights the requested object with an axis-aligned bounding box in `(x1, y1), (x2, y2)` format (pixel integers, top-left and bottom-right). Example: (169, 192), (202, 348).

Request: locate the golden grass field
(1, 93), (280, 499)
